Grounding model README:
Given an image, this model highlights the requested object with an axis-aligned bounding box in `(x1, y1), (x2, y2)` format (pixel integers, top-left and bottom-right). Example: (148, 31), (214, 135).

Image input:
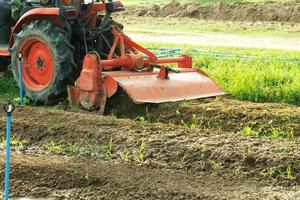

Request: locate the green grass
(239, 126), (295, 138)
(141, 42), (300, 105)
(0, 76), (18, 102)
(196, 55), (300, 104)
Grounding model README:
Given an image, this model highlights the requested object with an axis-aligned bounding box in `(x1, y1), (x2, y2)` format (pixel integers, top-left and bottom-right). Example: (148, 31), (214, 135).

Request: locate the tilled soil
(125, 1), (300, 23)
(0, 153), (299, 200)
(0, 98), (299, 199)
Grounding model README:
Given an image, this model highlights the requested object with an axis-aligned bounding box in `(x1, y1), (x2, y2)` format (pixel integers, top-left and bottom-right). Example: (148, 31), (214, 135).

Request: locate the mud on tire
(10, 20), (79, 105)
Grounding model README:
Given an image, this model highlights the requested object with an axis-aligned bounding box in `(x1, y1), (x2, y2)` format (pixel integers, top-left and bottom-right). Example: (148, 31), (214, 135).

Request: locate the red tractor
(0, 0), (224, 114)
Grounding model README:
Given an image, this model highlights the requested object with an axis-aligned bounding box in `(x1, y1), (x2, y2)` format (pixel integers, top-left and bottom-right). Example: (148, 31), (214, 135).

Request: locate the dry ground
(0, 98), (299, 199)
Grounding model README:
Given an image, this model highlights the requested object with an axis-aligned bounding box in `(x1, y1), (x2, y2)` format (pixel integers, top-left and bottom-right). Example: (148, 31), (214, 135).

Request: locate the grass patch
(239, 126), (295, 139)
(0, 76), (18, 102)
(0, 136), (27, 148)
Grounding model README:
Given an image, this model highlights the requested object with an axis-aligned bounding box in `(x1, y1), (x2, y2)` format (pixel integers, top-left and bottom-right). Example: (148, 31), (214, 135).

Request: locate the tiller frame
(68, 26), (224, 114)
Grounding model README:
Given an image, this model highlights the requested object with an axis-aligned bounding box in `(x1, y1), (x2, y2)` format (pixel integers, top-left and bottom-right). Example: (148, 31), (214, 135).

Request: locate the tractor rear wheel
(10, 20), (78, 105)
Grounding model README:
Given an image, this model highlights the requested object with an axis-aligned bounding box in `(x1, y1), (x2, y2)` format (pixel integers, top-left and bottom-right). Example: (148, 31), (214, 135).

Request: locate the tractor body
(0, 0), (225, 113)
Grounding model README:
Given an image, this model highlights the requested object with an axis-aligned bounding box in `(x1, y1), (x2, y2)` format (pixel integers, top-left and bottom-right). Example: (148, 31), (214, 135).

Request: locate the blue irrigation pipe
(3, 102), (15, 200)
(17, 53), (24, 106)
(147, 47), (300, 65)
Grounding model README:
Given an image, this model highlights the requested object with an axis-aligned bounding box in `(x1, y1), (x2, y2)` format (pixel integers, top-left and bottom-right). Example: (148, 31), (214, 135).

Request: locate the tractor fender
(9, 7), (75, 47)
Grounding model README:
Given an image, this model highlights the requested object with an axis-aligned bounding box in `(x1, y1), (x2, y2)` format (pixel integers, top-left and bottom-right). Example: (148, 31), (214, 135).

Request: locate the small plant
(65, 143), (80, 154)
(241, 145), (252, 159)
(110, 112), (117, 125)
(190, 114), (198, 129)
(134, 140), (146, 164)
(0, 136), (27, 148)
(270, 127), (294, 139)
(83, 144), (95, 155)
(176, 109), (181, 115)
(137, 116), (147, 123)
(208, 159), (222, 171)
(239, 126), (259, 137)
(175, 162), (185, 169)
(43, 141), (63, 154)
(100, 136), (113, 158)
(197, 147), (211, 159)
(260, 167), (275, 179)
(120, 152), (130, 162)
(279, 166), (296, 181)
(282, 141), (296, 154)
(180, 120), (189, 128)
(49, 123), (67, 132)
(271, 127), (284, 138)
(13, 97), (31, 105)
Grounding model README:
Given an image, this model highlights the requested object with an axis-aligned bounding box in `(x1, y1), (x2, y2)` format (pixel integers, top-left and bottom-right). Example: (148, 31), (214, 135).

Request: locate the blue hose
(4, 113), (11, 200)
(3, 102), (15, 200)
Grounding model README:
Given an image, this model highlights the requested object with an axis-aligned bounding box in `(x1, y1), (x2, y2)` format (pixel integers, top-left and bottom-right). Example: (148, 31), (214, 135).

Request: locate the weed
(43, 141), (63, 154)
(0, 136), (27, 148)
(239, 126), (295, 139)
(270, 128), (294, 139)
(110, 112), (117, 125)
(175, 162), (185, 169)
(83, 144), (95, 154)
(51, 123), (67, 131)
(239, 126), (260, 137)
(190, 114), (198, 129)
(100, 136), (113, 158)
(176, 109), (181, 115)
(286, 166), (296, 180)
(208, 159), (222, 171)
(279, 166), (296, 181)
(134, 140), (146, 164)
(197, 147), (211, 159)
(13, 97), (31, 106)
(241, 144), (252, 159)
(180, 120), (189, 128)
(65, 143), (80, 154)
(120, 152), (130, 162)
(282, 141), (296, 154)
(137, 116), (147, 123)
(260, 167), (275, 179)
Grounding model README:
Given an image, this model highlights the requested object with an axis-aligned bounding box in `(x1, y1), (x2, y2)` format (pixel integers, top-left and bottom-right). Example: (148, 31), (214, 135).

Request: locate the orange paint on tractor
(68, 52), (107, 114)
(20, 37), (54, 91)
(68, 26), (225, 112)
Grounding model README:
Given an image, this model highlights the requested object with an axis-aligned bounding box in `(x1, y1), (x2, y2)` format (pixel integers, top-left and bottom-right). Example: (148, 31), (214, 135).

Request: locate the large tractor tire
(10, 20), (78, 105)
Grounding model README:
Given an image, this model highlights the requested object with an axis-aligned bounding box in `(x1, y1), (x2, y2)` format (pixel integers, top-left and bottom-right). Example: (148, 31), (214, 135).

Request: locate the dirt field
(127, 1), (300, 23)
(122, 30), (300, 51)
(0, 98), (299, 199)
(113, 1), (300, 51)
